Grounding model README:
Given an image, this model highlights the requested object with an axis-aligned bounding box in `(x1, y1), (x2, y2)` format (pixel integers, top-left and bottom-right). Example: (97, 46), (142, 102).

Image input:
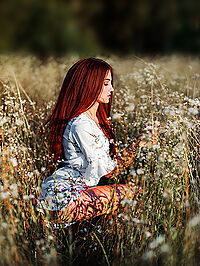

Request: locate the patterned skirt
(37, 167), (89, 213)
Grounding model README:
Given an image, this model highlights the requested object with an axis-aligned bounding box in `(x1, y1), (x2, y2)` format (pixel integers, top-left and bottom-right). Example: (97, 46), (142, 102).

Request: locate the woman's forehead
(104, 70), (112, 80)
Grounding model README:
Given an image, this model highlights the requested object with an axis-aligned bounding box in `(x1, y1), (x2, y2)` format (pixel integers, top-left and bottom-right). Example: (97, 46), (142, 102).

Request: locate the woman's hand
(137, 140), (148, 150)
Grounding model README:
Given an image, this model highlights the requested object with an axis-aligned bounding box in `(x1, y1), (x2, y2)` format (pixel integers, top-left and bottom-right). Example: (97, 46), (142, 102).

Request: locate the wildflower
(143, 250), (154, 260)
(34, 170), (40, 176)
(0, 117), (8, 127)
(118, 213), (124, 218)
(23, 195), (29, 200)
(48, 235), (54, 240)
(188, 107), (198, 115)
(123, 214), (129, 221)
(140, 95), (147, 99)
(163, 188), (171, 199)
(35, 240), (41, 246)
(27, 172), (33, 178)
(160, 243), (169, 253)
(188, 214), (200, 228)
(130, 169), (137, 177)
(15, 118), (24, 126)
(132, 218), (144, 224)
(10, 183), (18, 197)
(152, 144), (160, 150)
(130, 200), (137, 207)
(41, 167), (46, 172)
(158, 156), (165, 163)
(185, 200), (190, 207)
(112, 113), (122, 120)
(121, 198), (131, 205)
(36, 186), (41, 192)
(136, 169), (144, 175)
(149, 235), (165, 249)
(0, 191), (10, 199)
(126, 103), (135, 112)
(10, 158), (18, 167)
(20, 146), (27, 152)
(145, 231), (152, 238)
(1, 222), (8, 229)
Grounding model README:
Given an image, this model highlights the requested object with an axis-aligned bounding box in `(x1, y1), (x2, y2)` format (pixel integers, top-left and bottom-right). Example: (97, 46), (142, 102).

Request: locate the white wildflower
(1, 222), (8, 229)
(188, 107), (198, 115)
(136, 169), (144, 175)
(152, 144), (160, 150)
(35, 240), (41, 246)
(27, 172), (33, 178)
(15, 118), (24, 126)
(126, 103), (135, 112)
(48, 235), (54, 240)
(0, 191), (10, 199)
(10, 158), (18, 167)
(121, 198), (131, 205)
(145, 231), (152, 238)
(158, 156), (165, 163)
(185, 200), (190, 207)
(188, 214), (200, 228)
(149, 235), (165, 249)
(163, 192), (168, 198)
(143, 250), (154, 260)
(34, 170), (40, 176)
(0, 117), (8, 127)
(161, 243), (169, 253)
(10, 183), (18, 197)
(130, 169), (137, 177)
(112, 113), (122, 120)
(132, 218), (144, 224)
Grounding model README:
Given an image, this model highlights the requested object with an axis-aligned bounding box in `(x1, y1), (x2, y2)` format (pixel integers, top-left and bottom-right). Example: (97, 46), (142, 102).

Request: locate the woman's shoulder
(64, 113), (93, 136)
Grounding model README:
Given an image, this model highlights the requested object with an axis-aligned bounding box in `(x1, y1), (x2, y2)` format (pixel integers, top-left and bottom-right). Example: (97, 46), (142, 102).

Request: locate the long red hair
(48, 58), (116, 162)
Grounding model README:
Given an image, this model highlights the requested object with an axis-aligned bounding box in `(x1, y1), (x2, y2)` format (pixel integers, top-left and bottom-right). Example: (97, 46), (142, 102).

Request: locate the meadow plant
(0, 55), (199, 265)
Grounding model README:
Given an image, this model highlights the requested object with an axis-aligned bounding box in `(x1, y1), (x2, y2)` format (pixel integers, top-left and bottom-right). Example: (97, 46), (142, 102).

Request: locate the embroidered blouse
(38, 113), (117, 211)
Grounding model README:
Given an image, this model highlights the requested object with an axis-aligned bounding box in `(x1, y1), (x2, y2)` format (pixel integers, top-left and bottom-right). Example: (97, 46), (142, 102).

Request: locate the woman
(37, 58), (142, 228)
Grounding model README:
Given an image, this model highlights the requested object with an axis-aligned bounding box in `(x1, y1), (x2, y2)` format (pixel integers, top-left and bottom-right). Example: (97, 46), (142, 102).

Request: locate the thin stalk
(92, 232), (110, 266)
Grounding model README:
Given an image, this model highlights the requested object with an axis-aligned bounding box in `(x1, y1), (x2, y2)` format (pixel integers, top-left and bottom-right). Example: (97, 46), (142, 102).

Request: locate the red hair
(48, 58), (116, 162)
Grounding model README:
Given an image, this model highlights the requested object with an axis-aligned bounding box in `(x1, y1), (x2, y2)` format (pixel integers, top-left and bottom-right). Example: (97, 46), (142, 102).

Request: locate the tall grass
(0, 54), (199, 265)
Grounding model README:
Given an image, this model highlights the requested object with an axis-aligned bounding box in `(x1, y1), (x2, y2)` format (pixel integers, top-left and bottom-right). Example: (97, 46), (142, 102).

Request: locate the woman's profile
(37, 58), (143, 228)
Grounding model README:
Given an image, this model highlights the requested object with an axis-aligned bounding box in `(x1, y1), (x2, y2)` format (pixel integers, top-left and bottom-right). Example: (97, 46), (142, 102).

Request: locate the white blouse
(38, 113), (117, 211)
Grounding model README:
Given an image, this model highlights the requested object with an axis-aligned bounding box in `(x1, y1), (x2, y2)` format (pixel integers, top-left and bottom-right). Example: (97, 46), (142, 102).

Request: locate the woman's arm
(104, 140), (142, 180)
(104, 121), (160, 182)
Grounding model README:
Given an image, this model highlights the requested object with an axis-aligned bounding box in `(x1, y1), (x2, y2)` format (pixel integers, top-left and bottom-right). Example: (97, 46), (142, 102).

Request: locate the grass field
(0, 54), (199, 265)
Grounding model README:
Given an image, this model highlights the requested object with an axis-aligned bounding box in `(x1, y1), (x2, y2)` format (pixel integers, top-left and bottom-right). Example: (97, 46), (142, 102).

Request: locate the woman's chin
(98, 99), (110, 104)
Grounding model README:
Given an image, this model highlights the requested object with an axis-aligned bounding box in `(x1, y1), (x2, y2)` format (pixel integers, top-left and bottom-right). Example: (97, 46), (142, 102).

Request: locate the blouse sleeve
(71, 120), (117, 186)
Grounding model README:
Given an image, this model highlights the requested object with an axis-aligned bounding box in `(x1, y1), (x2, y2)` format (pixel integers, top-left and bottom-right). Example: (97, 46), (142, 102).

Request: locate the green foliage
(0, 0), (199, 56)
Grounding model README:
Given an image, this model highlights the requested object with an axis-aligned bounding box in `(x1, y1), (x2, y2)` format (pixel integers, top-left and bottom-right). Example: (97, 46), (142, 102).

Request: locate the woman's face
(97, 70), (114, 104)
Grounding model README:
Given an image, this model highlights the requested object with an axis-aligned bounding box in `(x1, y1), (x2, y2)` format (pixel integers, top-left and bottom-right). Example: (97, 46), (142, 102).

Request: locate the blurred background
(0, 0), (200, 57)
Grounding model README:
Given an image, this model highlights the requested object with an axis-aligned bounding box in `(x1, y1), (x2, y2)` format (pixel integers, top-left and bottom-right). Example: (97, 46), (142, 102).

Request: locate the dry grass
(0, 54), (199, 265)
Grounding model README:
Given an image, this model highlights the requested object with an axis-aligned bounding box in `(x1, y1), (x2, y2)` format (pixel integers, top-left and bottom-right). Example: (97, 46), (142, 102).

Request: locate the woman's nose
(110, 85), (114, 91)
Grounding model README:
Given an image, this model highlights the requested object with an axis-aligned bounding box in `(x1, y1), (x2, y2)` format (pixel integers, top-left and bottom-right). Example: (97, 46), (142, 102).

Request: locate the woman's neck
(86, 102), (99, 118)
